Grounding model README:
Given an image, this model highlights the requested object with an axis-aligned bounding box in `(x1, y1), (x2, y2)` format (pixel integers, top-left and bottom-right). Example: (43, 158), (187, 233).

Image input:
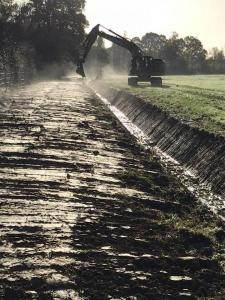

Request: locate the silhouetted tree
(18, 0), (87, 66)
(162, 33), (187, 73)
(0, 0), (30, 78)
(0, 0), (22, 48)
(206, 48), (225, 74)
(141, 32), (167, 58)
(183, 36), (207, 73)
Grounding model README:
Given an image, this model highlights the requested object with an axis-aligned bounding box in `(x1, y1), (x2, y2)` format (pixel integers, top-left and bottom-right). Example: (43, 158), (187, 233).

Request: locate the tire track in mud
(0, 77), (224, 299)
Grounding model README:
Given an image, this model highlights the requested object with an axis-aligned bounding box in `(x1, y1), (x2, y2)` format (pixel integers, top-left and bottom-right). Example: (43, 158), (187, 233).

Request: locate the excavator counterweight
(76, 24), (165, 86)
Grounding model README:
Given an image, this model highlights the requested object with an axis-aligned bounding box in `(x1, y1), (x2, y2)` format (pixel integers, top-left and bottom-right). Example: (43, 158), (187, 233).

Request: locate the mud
(89, 82), (225, 211)
(0, 76), (225, 299)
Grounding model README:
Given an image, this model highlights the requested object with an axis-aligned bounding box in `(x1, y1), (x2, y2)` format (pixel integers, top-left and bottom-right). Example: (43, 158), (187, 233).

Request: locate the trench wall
(91, 83), (225, 197)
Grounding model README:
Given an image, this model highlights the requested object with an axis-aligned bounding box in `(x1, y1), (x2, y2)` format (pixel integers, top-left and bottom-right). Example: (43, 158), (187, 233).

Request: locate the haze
(85, 0), (225, 51)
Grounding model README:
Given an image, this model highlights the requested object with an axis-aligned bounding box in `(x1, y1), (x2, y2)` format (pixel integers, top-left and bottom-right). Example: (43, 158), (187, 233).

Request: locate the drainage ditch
(89, 81), (225, 219)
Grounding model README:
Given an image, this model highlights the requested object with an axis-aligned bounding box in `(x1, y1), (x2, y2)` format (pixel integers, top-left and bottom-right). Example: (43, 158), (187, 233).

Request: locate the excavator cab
(130, 56), (158, 78)
(129, 56), (165, 86)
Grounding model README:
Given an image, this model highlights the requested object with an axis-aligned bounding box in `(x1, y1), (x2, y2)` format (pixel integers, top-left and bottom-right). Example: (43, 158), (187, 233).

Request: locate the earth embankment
(90, 82), (225, 199)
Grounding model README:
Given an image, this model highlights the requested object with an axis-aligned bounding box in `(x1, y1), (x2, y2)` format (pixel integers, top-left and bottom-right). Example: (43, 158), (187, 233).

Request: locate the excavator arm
(76, 24), (143, 77)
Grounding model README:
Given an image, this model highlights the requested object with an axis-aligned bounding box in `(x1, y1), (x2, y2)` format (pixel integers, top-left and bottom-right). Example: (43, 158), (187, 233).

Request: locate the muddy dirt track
(0, 77), (224, 300)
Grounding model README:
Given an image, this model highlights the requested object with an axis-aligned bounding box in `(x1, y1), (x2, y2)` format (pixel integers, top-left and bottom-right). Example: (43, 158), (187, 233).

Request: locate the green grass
(164, 75), (225, 91)
(101, 75), (225, 136)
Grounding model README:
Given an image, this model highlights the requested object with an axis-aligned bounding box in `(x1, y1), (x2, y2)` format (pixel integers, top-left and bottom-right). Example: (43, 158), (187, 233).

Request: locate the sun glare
(85, 0), (225, 50)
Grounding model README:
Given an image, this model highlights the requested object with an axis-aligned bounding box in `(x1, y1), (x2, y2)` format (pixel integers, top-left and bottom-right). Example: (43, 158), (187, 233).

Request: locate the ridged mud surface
(0, 77), (224, 299)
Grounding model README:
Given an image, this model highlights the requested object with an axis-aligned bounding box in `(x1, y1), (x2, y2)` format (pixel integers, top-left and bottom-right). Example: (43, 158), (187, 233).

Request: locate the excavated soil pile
(91, 82), (225, 198)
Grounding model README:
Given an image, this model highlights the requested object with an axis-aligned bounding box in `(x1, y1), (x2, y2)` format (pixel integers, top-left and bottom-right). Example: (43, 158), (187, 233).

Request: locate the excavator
(76, 24), (165, 87)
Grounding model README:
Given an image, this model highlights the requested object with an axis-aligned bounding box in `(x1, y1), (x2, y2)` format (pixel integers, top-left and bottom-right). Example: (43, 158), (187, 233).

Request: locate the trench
(89, 81), (225, 219)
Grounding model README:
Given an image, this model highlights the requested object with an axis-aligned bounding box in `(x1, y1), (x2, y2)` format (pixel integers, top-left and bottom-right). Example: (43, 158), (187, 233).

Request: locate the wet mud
(0, 77), (224, 299)
(90, 83), (225, 201)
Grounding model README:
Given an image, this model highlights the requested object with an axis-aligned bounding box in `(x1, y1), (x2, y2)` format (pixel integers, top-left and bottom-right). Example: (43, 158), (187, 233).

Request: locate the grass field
(102, 75), (225, 136)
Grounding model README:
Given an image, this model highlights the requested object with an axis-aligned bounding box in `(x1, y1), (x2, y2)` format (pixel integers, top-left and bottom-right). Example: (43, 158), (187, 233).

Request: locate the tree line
(0, 0), (87, 78)
(94, 32), (225, 75)
(0, 0), (224, 77)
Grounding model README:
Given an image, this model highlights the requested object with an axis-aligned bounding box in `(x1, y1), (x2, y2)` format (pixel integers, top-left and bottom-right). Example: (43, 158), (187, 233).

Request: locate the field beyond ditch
(101, 74), (225, 137)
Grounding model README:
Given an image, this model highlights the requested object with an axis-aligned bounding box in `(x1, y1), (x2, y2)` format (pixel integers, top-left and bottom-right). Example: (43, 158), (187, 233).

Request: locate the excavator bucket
(76, 63), (86, 77)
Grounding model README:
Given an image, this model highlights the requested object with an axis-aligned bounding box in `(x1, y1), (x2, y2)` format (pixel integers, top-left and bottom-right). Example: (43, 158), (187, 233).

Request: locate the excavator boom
(76, 24), (165, 87)
(76, 24), (142, 77)
(76, 24), (100, 77)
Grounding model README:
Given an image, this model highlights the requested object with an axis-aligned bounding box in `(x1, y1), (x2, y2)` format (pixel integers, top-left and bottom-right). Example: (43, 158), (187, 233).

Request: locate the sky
(15, 0), (225, 51)
(85, 0), (225, 51)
